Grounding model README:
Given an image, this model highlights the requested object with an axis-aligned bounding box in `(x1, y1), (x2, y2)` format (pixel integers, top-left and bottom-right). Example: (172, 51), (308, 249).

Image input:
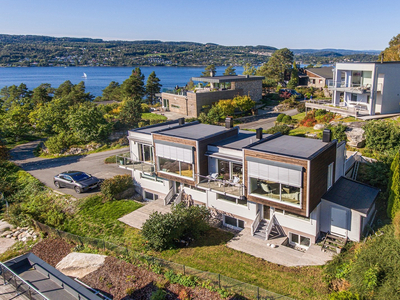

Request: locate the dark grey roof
(4, 253), (102, 300)
(322, 177), (380, 215)
(191, 75), (264, 83)
(248, 135), (330, 159)
(130, 120), (180, 135)
(157, 123), (235, 140)
(212, 131), (270, 150)
(306, 67), (334, 79)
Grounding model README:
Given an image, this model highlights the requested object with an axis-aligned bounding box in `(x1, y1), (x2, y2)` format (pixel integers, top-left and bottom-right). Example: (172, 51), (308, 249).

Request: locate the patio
(227, 228), (333, 267)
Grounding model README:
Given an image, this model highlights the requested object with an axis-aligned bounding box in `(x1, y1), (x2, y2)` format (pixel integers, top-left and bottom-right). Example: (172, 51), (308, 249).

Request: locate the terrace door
(331, 207), (347, 237)
(263, 205), (270, 220)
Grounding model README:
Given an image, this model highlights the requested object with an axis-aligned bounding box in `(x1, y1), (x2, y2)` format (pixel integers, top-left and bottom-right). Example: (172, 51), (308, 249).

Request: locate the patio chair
(230, 176), (241, 186)
(209, 173), (218, 180)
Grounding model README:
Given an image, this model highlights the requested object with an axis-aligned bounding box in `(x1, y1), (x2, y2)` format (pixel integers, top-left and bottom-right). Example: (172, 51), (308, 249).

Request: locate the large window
(139, 144), (153, 163)
(289, 232), (311, 248)
(327, 162), (334, 190)
(216, 159), (243, 183)
(224, 215), (245, 229)
(159, 157), (193, 178)
(249, 178), (301, 206)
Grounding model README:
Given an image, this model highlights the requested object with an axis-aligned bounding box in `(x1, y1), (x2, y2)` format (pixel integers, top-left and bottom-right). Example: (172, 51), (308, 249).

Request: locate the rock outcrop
(56, 252), (107, 278)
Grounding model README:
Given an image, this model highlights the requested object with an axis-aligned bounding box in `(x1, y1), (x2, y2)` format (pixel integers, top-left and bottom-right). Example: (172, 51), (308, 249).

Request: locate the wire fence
(33, 221), (292, 300)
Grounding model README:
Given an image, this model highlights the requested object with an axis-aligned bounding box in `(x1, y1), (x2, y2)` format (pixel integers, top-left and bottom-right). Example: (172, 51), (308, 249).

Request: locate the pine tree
(223, 66), (236, 76)
(202, 64), (216, 77)
(119, 96), (143, 128)
(145, 71), (161, 105)
(121, 67), (145, 99)
(388, 151), (400, 219)
(243, 63), (256, 75)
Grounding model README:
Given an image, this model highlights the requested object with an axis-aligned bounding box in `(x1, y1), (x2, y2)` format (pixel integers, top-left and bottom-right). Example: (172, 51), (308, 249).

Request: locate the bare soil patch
(31, 238), (75, 267)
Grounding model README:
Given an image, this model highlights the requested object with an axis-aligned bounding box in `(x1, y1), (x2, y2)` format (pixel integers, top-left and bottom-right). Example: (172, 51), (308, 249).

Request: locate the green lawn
(291, 112), (306, 121)
(141, 113), (168, 121)
(289, 126), (322, 137)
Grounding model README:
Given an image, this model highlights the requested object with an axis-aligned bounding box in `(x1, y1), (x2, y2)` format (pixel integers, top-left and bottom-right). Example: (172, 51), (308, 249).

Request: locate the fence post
(257, 286), (259, 300)
(183, 265), (185, 275)
(218, 273), (221, 289)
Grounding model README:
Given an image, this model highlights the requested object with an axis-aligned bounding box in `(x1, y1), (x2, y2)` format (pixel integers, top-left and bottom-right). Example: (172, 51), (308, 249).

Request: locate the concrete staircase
(253, 220), (268, 240)
(321, 233), (347, 253)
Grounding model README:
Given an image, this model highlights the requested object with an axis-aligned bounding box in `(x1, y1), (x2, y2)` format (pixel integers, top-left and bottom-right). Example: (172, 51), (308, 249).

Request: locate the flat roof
(155, 122), (234, 140)
(248, 135), (330, 159)
(322, 177), (380, 215)
(212, 131), (270, 150)
(4, 253), (101, 300)
(129, 120), (180, 135)
(191, 75), (264, 83)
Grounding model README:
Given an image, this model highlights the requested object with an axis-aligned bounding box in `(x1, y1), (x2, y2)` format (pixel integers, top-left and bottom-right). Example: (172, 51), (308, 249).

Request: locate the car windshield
(70, 173), (90, 181)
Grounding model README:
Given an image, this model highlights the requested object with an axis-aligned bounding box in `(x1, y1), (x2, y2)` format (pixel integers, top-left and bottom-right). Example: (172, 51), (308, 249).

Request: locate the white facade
(330, 62), (400, 116)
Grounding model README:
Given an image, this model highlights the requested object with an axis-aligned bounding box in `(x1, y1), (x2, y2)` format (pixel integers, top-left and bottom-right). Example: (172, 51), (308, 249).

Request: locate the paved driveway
(239, 108), (299, 130)
(11, 141), (131, 199)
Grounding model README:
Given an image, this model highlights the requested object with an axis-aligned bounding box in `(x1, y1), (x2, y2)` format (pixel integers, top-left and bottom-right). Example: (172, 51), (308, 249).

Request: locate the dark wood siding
(308, 143), (336, 213)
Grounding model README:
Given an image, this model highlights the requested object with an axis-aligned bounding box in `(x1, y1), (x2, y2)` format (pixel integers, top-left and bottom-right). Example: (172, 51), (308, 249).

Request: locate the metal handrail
(0, 262), (50, 300)
(174, 190), (184, 205)
(265, 214), (275, 241)
(164, 187), (174, 206)
(251, 211), (261, 236)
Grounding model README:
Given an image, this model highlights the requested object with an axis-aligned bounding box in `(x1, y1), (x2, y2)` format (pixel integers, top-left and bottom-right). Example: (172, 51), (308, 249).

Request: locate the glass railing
(196, 174), (244, 197)
(327, 80), (371, 92)
(116, 154), (155, 173)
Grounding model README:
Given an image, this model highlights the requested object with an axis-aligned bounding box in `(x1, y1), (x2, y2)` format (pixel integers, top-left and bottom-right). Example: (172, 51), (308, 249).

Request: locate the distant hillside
(0, 34), (276, 67)
(291, 48), (381, 55)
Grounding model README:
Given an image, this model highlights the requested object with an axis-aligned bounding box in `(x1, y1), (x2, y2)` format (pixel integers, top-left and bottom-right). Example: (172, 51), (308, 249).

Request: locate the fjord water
(0, 66), (244, 97)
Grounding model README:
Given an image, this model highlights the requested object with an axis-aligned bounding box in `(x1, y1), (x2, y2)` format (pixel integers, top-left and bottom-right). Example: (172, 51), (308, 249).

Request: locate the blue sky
(1, 0), (399, 50)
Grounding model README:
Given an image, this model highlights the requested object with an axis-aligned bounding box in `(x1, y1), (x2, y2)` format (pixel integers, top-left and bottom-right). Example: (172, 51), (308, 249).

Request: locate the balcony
(116, 153), (155, 173)
(196, 174), (244, 198)
(327, 80), (371, 94)
(162, 89), (187, 96)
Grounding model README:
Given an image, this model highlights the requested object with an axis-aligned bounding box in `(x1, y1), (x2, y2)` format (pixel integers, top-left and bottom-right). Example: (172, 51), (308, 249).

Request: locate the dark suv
(54, 171), (101, 194)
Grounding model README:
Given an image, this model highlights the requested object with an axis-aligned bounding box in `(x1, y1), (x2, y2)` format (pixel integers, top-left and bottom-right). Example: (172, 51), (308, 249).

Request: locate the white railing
(345, 152), (358, 173)
(0, 262), (50, 300)
(265, 214), (275, 241)
(164, 187), (174, 206)
(251, 211), (261, 236)
(196, 174), (244, 197)
(175, 189), (184, 205)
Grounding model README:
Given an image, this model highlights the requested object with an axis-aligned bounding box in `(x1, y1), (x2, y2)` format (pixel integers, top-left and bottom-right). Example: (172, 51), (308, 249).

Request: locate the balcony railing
(163, 89), (187, 96)
(327, 80), (371, 93)
(116, 154), (155, 173)
(196, 174), (244, 197)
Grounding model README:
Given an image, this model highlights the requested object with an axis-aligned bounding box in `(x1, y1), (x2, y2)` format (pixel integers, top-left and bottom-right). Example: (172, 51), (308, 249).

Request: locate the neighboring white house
(120, 120), (379, 248)
(328, 62), (400, 116)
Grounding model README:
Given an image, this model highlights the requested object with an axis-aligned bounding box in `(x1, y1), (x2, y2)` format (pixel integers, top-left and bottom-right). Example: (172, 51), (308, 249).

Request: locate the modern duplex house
(328, 62), (400, 116)
(122, 120), (379, 249)
(160, 74), (264, 118)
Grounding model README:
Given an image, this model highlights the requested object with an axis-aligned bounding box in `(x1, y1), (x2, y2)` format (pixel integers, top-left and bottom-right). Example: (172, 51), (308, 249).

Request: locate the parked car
(54, 171), (101, 194)
(279, 89), (302, 99)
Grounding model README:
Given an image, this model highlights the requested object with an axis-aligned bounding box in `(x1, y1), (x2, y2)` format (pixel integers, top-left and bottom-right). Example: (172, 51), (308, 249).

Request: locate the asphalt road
(11, 141), (132, 199)
(238, 108), (299, 130)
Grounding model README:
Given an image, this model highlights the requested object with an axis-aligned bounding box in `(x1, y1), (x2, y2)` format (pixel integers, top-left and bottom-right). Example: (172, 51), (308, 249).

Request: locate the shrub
(100, 174), (134, 201)
(315, 109), (327, 117)
(150, 289), (166, 300)
(394, 210), (400, 239)
(329, 291), (360, 300)
(142, 204), (210, 251)
(297, 102), (306, 113)
(282, 115), (292, 124)
(44, 132), (78, 154)
(276, 113), (286, 122)
(141, 103), (150, 113)
(0, 139), (10, 160)
(266, 124), (291, 135)
(327, 123), (348, 142)
(363, 120), (400, 152)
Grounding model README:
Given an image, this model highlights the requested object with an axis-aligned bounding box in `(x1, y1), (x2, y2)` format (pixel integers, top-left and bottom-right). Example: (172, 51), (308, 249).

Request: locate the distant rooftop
(156, 122), (235, 140)
(306, 67), (334, 79)
(212, 131), (270, 150)
(191, 75), (264, 83)
(248, 135), (330, 159)
(322, 177), (380, 215)
(129, 120), (180, 135)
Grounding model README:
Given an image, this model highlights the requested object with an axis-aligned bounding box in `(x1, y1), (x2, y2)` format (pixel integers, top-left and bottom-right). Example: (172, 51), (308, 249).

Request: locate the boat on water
(82, 72), (87, 79)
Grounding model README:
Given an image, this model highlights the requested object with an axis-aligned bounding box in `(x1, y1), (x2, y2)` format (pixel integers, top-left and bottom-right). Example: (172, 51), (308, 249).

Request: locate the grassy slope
(141, 113), (168, 121)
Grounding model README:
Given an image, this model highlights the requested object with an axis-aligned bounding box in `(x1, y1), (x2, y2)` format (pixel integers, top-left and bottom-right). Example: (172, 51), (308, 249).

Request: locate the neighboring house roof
(322, 177), (380, 216)
(191, 75), (264, 83)
(129, 120), (180, 135)
(211, 131), (266, 150)
(247, 135), (331, 159)
(306, 67), (334, 79)
(3, 253), (102, 300)
(155, 121), (236, 140)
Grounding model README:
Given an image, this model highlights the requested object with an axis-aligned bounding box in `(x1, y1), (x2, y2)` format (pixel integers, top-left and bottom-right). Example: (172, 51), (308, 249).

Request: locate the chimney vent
(256, 128), (263, 140)
(210, 70), (215, 77)
(322, 129), (332, 143)
(225, 117), (233, 129)
(178, 118), (185, 126)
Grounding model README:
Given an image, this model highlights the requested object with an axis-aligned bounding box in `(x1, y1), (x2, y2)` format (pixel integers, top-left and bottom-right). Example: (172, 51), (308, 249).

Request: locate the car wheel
(54, 181), (61, 188)
(74, 187), (82, 194)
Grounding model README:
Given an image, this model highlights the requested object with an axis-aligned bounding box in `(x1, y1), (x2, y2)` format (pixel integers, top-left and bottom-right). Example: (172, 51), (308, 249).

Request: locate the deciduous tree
(243, 63), (256, 75)
(257, 48), (294, 84)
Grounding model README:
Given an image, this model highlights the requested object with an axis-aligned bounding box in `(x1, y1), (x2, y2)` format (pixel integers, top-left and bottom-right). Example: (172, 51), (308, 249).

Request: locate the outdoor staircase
(253, 220), (268, 240)
(321, 233), (347, 253)
(351, 160), (360, 180)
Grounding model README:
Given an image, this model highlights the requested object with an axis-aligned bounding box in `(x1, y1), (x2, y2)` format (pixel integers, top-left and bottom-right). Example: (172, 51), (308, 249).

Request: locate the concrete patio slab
(227, 228), (333, 267)
(119, 199), (171, 229)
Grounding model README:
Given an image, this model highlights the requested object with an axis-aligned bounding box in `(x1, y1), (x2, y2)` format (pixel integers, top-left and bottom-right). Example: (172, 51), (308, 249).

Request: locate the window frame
(289, 232), (311, 248)
(223, 215), (245, 230)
